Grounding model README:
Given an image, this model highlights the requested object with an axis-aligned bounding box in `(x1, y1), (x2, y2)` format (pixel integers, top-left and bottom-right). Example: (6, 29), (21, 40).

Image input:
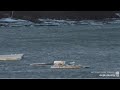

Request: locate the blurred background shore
(0, 11), (120, 21)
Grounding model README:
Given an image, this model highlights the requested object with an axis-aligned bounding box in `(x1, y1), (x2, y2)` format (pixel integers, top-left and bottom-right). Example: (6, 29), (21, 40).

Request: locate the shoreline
(0, 11), (120, 22)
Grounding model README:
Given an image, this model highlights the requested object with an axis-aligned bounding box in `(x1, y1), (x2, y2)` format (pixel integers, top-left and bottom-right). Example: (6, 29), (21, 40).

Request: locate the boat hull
(51, 65), (80, 69)
(0, 54), (24, 61)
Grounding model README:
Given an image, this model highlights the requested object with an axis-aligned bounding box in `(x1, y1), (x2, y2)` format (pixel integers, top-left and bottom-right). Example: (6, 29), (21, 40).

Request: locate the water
(0, 23), (120, 79)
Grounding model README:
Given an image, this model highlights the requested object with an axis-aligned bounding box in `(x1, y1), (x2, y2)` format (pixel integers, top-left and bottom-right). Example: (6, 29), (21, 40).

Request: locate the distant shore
(0, 11), (120, 22)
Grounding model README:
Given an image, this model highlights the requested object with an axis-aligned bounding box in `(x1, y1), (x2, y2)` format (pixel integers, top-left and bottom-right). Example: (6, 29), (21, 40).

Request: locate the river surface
(0, 24), (120, 79)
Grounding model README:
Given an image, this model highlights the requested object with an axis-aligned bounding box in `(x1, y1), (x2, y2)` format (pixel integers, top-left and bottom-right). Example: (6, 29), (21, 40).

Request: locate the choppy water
(0, 23), (120, 79)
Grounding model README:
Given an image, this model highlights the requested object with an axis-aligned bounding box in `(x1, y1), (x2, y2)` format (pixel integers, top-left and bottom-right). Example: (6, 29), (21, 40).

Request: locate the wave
(1, 17), (120, 27)
(0, 17), (34, 27)
(37, 18), (120, 26)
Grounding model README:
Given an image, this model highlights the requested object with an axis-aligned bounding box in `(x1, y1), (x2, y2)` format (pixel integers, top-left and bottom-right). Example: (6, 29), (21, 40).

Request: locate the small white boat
(50, 61), (81, 69)
(30, 61), (89, 69)
(0, 54), (24, 61)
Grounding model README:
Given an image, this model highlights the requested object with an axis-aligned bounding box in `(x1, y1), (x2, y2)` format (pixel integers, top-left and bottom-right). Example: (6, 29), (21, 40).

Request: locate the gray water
(0, 24), (120, 79)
